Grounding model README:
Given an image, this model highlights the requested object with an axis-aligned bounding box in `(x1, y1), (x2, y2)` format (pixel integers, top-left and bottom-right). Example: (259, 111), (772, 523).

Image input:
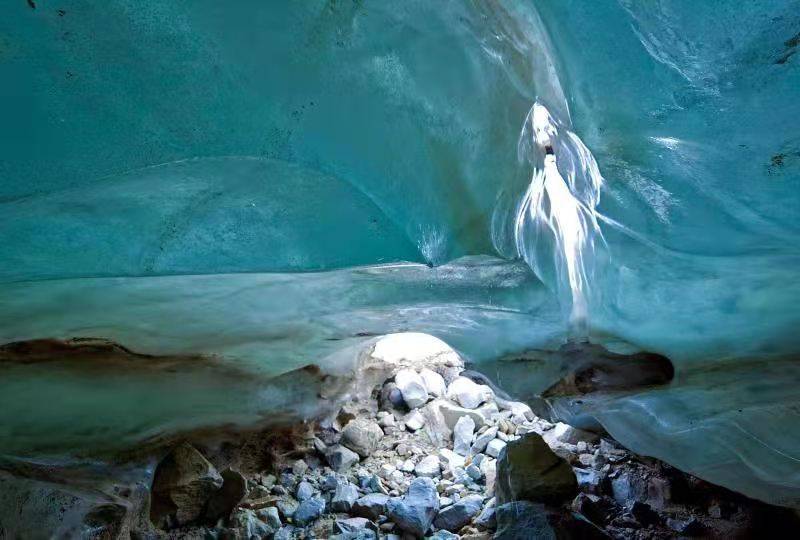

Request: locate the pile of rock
(143, 333), (800, 539)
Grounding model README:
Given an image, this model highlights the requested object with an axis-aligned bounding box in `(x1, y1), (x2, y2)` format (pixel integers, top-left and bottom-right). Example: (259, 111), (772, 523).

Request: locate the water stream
(508, 102), (607, 338)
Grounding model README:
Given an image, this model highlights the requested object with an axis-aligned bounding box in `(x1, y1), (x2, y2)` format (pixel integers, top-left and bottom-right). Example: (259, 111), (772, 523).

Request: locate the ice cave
(1, 1), (799, 538)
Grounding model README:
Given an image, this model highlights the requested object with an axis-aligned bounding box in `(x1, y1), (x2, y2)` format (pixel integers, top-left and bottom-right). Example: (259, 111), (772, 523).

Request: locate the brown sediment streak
(0, 336), (243, 377)
(540, 342), (675, 398)
(0, 337), (156, 363)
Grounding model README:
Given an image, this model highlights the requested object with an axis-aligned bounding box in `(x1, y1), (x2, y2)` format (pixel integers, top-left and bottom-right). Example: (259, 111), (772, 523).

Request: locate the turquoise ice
(1, 1), (799, 507)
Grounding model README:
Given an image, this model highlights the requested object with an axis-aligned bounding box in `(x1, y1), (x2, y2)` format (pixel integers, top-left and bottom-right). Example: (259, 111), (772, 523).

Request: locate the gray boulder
(255, 506), (282, 529)
(471, 427), (499, 455)
(494, 501), (556, 540)
(395, 368), (429, 409)
(331, 481), (359, 512)
(275, 497), (298, 520)
(333, 517), (380, 540)
(429, 399), (487, 430)
(380, 382), (406, 410)
(419, 368), (447, 398)
(334, 516), (376, 533)
(496, 433), (577, 505)
(414, 455), (441, 478)
(466, 464), (482, 481)
(150, 443), (224, 527)
(230, 508), (274, 538)
(495, 501), (609, 540)
(386, 477), (439, 537)
(321, 473), (340, 491)
(296, 480), (315, 501)
(352, 493), (390, 520)
(329, 532), (377, 540)
(446, 377), (494, 409)
(610, 470), (648, 506)
(486, 439), (506, 458)
(326, 445), (360, 471)
(474, 498), (496, 530)
(274, 525), (297, 540)
(575, 468), (606, 495)
(433, 493), (483, 531)
(429, 531), (460, 540)
(293, 495), (325, 526)
(453, 416), (476, 456)
(341, 418), (384, 458)
(0, 477), (130, 540)
(329, 518), (378, 540)
(205, 468), (247, 522)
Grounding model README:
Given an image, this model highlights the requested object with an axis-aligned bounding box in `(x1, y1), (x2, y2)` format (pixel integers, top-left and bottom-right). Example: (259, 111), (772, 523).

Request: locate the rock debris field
(149, 334), (799, 539)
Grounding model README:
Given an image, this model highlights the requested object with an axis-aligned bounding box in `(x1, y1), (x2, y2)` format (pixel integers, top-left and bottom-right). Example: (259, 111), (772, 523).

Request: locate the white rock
(544, 422), (600, 445)
(500, 400), (535, 421)
(440, 496), (454, 507)
(414, 455), (441, 478)
(419, 368), (447, 398)
(438, 448), (466, 471)
(380, 464), (396, 479)
(418, 402), (451, 448)
(404, 410), (426, 431)
(371, 333), (464, 369)
(470, 426), (498, 455)
(485, 439), (506, 458)
(476, 401), (500, 422)
(395, 369), (429, 409)
(480, 458), (497, 494)
(453, 416), (476, 456)
(430, 399), (486, 430)
(446, 377), (494, 410)
(399, 459), (415, 473)
(376, 411), (396, 428)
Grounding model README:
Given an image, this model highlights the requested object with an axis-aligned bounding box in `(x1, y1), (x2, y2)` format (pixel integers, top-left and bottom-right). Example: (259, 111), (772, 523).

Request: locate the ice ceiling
(1, 1), (799, 507)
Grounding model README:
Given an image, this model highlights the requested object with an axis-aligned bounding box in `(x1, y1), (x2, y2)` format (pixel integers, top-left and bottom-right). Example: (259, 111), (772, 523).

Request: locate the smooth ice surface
(0, 258), (559, 457)
(1, 0), (799, 506)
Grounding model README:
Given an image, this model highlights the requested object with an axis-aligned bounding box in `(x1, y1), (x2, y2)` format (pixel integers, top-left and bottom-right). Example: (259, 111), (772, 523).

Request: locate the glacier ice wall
(529, 0), (800, 508)
(1, 0), (800, 507)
